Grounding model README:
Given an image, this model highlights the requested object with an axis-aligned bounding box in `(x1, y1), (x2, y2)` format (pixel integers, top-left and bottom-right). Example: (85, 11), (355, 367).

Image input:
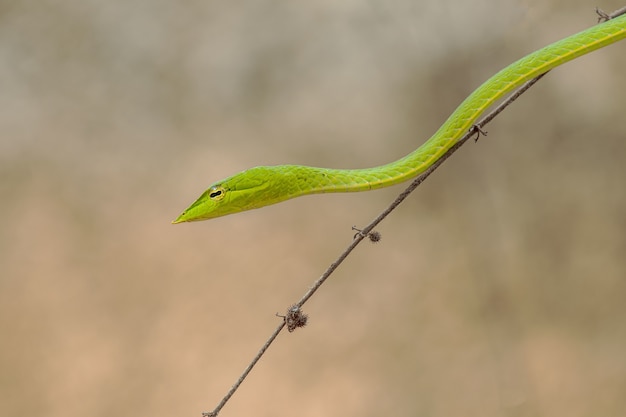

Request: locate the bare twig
(201, 9), (625, 417)
(201, 322), (285, 417)
(596, 5), (626, 21)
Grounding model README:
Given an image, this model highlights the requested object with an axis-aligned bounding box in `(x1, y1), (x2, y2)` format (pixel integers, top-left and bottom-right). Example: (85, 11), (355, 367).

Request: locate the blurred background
(1, 0), (625, 416)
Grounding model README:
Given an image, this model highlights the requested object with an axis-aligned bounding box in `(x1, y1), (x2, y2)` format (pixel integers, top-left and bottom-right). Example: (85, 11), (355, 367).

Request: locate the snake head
(172, 166), (290, 222)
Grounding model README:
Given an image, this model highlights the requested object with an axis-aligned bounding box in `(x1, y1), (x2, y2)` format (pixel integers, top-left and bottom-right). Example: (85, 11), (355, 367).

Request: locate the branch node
(352, 226), (382, 243)
(277, 305), (309, 332)
(470, 124), (488, 142)
(595, 7), (610, 22)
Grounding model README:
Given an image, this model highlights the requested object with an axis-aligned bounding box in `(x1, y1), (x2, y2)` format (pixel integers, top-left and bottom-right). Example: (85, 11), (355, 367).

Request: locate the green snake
(174, 14), (626, 223)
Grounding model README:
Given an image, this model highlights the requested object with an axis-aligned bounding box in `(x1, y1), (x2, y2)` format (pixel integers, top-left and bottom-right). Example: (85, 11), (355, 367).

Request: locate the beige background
(1, 1), (625, 416)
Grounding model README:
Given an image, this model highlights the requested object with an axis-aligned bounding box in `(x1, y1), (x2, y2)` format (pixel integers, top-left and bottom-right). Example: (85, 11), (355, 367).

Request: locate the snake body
(174, 15), (626, 222)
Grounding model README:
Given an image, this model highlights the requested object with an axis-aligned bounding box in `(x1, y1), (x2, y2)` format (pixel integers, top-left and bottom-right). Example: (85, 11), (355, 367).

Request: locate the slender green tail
(174, 14), (626, 223)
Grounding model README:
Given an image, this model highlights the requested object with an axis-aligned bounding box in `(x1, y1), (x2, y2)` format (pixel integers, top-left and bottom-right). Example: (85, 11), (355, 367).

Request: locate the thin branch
(201, 9), (625, 417)
(596, 5), (626, 21)
(202, 322), (285, 417)
(202, 66), (547, 417)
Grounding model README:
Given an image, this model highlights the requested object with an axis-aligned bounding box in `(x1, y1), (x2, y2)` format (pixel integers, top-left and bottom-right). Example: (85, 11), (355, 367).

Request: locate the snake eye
(209, 186), (226, 201)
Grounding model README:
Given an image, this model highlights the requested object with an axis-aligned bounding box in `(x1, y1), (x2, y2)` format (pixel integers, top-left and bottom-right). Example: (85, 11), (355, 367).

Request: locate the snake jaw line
(173, 166), (285, 222)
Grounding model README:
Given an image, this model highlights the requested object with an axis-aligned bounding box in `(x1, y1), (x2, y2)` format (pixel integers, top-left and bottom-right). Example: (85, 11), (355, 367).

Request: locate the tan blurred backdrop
(1, 1), (626, 416)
